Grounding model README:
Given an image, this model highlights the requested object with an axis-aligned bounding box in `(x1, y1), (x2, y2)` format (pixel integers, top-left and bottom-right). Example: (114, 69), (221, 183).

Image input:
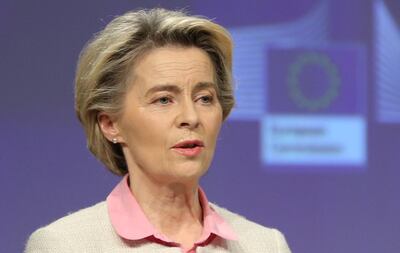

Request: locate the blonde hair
(75, 8), (235, 175)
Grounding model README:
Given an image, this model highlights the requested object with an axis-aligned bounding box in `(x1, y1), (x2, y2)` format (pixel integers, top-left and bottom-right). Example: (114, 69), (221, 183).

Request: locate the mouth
(171, 140), (204, 157)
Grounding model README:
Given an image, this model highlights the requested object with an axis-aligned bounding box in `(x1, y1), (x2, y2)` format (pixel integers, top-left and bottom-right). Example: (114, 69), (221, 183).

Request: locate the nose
(176, 99), (200, 130)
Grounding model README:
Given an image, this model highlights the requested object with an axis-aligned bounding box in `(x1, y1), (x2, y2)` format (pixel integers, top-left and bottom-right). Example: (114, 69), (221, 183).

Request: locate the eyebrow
(145, 82), (217, 97)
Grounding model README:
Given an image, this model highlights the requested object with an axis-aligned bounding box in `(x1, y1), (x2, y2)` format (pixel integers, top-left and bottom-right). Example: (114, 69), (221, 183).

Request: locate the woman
(25, 8), (291, 253)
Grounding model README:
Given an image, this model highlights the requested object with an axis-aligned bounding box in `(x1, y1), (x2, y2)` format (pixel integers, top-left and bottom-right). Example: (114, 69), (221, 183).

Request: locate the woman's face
(116, 46), (223, 184)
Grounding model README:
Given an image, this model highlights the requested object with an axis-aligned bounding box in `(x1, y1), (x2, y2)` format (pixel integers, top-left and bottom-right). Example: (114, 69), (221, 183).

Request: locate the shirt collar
(106, 175), (237, 242)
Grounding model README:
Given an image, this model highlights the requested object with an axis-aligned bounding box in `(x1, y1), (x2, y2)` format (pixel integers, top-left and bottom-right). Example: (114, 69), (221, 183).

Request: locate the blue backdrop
(1, 0), (400, 252)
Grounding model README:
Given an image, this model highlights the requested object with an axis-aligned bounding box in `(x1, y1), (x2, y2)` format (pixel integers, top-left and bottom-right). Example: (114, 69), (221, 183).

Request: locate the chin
(171, 164), (208, 182)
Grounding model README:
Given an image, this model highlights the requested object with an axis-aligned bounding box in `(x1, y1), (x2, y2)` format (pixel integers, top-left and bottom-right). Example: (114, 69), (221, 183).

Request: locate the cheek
(120, 113), (158, 145)
(211, 109), (223, 132)
(123, 121), (170, 166)
(127, 123), (164, 146)
(206, 118), (222, 142)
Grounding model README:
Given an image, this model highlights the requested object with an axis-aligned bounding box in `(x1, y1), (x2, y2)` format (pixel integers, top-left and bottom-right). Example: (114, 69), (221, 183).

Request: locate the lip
(171, 140), (204, 157)
(172, 140), (204, 148)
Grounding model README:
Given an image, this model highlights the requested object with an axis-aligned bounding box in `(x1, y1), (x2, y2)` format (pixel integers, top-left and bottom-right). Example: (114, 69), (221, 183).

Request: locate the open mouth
(172, 140), (204, 156)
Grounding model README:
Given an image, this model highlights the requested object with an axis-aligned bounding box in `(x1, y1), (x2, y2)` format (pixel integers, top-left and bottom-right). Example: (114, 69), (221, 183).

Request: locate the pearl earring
(112, 138), (118, 144)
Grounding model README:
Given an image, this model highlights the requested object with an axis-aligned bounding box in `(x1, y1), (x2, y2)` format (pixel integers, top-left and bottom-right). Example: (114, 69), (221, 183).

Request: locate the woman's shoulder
(210, 202), (277, 232)
(34, 201), (108, 232)
(25, 201), (120, 253)
(210, 202), (291, 253)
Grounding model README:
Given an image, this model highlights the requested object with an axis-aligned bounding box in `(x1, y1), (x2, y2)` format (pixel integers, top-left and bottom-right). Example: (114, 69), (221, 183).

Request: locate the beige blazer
(25, 201), (291, 253)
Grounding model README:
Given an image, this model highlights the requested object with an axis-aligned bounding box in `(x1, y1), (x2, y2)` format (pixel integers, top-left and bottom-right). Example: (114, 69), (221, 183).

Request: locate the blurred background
(1, 0), (399, 252)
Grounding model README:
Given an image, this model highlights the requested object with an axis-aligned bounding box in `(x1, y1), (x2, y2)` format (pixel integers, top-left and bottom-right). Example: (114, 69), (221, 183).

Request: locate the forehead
(131, 46), (215, 90)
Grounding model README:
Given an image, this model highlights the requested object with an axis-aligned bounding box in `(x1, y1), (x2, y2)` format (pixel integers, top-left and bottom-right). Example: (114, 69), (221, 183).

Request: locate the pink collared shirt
(106, 175), (237, 253)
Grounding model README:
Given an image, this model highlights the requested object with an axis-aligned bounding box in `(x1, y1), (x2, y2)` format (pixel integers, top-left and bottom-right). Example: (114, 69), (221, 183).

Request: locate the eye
(198, 95), (213, 104)
(155, 96), (173, 105)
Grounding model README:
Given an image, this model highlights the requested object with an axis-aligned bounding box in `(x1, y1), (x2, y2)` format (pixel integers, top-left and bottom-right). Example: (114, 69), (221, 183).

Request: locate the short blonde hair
(75, 8), (234, 175)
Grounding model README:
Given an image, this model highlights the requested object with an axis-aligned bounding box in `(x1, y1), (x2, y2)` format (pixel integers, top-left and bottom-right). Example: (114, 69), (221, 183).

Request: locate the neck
(128, 169), (203, 248)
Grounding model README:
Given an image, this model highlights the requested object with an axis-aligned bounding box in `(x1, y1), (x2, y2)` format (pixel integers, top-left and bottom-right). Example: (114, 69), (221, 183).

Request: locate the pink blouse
(107, 175), (238, 253)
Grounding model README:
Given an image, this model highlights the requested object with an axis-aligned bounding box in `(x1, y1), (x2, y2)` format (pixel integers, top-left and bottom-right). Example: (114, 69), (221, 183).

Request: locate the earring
(112, 138), (118, 144)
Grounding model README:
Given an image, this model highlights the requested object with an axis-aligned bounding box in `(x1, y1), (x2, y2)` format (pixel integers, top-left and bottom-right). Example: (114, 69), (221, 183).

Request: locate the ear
(97, 112), (123, 143)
